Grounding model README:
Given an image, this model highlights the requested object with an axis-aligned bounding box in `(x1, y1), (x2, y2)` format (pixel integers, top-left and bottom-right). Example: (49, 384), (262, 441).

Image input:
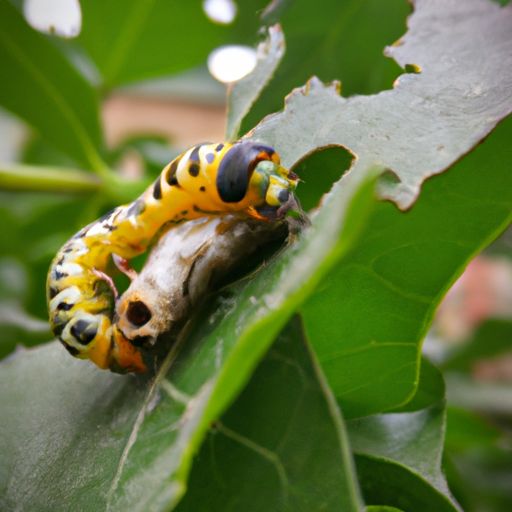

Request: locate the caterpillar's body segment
(47, 141), (299, 373)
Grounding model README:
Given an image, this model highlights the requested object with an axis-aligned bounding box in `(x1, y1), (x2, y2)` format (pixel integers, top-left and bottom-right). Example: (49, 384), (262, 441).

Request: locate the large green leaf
(0, 0), (106, 171)
(0, 162), (376, 510)
(249, 0), (512, 208)
(301, 115), (512, 418)
(246, 0), (512, 416)
(77, 0), (267, 88)
(348, 405), (461, 512)
(176, 317), (363, 512)
(240, 0), (409, 132)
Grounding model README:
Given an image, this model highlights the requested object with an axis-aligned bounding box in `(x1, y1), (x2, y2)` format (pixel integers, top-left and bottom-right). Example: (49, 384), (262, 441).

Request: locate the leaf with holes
(249, 0), (512, 208)
(246, 0), (512, 417)
(239, 0), (410, 132)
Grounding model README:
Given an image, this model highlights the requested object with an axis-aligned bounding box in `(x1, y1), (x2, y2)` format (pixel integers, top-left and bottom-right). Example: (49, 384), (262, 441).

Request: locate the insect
(47, 141), (300, 373)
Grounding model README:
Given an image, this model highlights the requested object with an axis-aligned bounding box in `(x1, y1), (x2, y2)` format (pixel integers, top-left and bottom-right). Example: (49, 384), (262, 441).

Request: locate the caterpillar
(47, 141), (300, 373)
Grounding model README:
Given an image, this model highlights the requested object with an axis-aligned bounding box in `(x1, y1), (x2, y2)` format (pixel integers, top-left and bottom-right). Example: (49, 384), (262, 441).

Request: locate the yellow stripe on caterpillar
(47, 141), (300, 373)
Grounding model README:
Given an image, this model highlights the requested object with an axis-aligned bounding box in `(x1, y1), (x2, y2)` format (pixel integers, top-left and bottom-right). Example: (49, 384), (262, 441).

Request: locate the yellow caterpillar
(47, 141), (299, 373)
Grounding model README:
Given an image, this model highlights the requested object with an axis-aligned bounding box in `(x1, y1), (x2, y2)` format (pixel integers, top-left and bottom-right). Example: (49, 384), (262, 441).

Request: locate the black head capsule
(216, 142), (278, 203)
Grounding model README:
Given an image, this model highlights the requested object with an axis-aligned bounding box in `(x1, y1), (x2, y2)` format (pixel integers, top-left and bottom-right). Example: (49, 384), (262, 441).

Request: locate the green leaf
(348, 405), (461, 512)
(0, 191), (96, 324)
(249, 0), (512, 208)
(391, 358), (445, 413)
(0, 0), (107, 172)
(366, 507), (404, 512)
(241, 0), (409, 131)
(176, 317), (363, 512)
(445, 407), (502, 454)
(226, 24), (285, 140)
(300, 115), (512, 418)
(243, 1), (512, 416)
(442, 319), (512, 373)
(0, 164), (377, 510)
(77, 0), (267, 88)
(445, 446), (512, 512)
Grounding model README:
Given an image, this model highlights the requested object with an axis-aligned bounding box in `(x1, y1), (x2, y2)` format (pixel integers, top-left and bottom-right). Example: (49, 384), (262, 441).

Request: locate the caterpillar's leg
(60, 312), (146, 372)
(60, 312), (113, 369)
(113, 253), (138, 281)
(92, 268), (119, 299)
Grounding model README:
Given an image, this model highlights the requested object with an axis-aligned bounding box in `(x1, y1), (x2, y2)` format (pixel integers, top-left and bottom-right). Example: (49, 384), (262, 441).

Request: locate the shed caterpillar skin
(47, 141), (299, 373)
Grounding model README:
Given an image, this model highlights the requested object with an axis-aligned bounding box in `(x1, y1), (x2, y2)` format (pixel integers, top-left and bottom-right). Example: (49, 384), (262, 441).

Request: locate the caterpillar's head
(216, 141), (301, 220)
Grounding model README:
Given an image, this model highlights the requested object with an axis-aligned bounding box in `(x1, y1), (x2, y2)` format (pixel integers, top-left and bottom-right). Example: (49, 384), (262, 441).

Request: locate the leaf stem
(0, 163), (101, 193)
(0, 162), (150, 203)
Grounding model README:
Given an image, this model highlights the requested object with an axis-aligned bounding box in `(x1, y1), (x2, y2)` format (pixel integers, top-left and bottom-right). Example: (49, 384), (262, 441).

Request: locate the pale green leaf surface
(249, 0), (512, 208)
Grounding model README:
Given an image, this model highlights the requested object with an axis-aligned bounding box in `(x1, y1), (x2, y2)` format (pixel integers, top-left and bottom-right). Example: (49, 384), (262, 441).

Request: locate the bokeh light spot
(207, 45), (257, 84)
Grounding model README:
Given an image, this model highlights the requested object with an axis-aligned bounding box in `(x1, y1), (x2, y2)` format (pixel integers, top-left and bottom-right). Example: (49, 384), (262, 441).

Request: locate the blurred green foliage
(0, 0), (511, 511)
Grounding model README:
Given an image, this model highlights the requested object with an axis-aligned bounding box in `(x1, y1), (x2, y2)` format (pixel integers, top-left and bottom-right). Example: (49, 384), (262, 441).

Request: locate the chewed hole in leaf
(404, 63), (422, 74)
(376, 168), (403, 201)
(292, 145), (354, 211)
(378, 168), (402, 186)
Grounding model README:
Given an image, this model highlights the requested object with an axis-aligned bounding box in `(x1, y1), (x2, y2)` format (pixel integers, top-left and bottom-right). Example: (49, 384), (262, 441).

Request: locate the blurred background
(0, 1), (511, 510)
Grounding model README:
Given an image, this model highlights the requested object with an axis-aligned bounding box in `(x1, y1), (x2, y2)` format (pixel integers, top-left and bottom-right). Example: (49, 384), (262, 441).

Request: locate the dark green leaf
(243, 1), (512, 416)
(348, 405), (461, 512)
(445, 447), (512, 512)
(300, 115), (512, 417)
(392, 358), (445, 413)
(445, 407), (502, 453)
(241, 0), (409, 131)
(0, 0), (106, 171)
(366, 507), (405, 512)
(176, 317), (363, 512)
(77, 0), (267, 88)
